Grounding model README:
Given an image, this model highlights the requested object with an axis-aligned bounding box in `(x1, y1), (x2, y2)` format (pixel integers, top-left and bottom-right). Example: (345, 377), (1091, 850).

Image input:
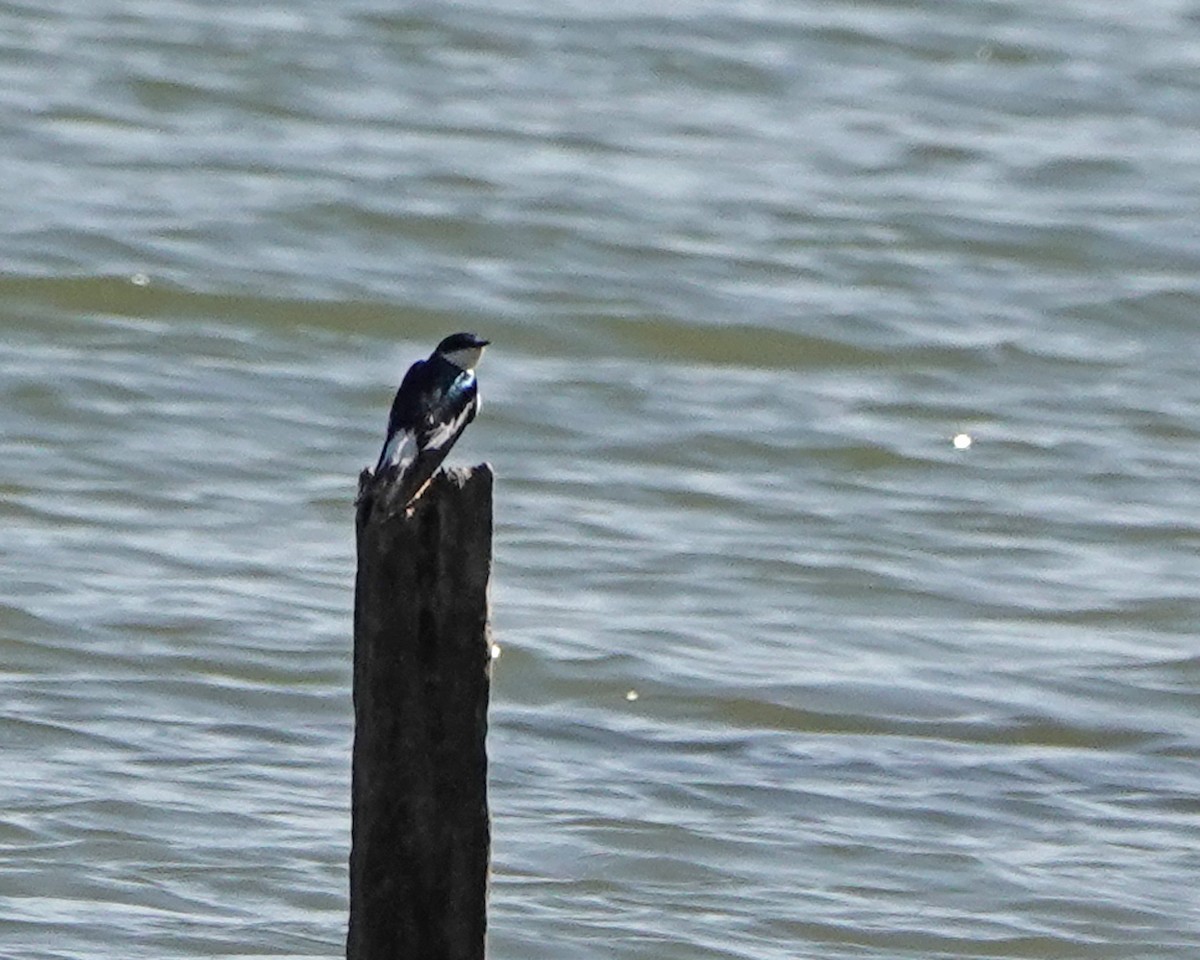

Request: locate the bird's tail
(374, 431), (448, 507)
(392, 451), (443, 508)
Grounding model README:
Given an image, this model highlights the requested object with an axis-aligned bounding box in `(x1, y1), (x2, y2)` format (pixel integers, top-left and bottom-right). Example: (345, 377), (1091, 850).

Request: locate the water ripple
(3, 0), (1200, 957)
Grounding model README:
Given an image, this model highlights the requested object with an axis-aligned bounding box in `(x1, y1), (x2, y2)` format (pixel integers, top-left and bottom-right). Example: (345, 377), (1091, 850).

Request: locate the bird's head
(436, 332), (490, 370)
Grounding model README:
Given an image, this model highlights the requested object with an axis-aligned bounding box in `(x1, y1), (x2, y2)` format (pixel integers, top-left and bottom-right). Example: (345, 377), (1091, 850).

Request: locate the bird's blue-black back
(386, 353), (476, 438)
(375, 350), (480, 502)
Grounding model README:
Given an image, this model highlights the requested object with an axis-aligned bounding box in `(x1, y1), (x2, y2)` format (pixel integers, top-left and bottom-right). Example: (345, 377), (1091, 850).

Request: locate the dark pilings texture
(348, 464), (493, 960)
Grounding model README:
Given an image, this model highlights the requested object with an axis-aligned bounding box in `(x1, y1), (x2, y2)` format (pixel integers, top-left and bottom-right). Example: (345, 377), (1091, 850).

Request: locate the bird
(373, 332), (489, 506)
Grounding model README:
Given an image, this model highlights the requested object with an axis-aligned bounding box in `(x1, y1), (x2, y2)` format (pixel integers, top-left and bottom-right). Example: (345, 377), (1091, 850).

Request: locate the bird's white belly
(425, 402), (473, 450)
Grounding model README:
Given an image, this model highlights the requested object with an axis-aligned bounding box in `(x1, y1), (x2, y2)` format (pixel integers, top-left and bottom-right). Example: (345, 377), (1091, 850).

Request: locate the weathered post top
(349, 464), (494, 960)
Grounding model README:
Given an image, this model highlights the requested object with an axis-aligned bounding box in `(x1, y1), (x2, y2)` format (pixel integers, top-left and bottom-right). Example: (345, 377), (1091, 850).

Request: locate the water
(2, 1), (1199, 957)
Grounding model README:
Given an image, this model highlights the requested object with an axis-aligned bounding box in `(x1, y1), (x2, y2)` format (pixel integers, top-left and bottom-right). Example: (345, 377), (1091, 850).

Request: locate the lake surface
(2, 1), (1199, 957)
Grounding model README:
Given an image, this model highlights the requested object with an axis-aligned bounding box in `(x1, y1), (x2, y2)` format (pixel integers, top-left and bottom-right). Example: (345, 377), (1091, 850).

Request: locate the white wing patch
(425, 401), (475, 450)
(381, 429), (419, 471)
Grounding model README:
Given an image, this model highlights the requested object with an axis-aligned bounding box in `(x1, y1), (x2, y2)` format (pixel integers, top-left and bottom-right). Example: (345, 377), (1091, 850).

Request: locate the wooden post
(348, 464), (493, 960)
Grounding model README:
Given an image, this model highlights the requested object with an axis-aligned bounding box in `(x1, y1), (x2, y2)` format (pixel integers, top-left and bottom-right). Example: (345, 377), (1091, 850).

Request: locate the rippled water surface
(3, 1), (1200, 957)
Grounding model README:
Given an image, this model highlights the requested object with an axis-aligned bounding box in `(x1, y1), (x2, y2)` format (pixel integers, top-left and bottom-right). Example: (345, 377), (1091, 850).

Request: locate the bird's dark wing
(374, 359), (429, 474)
(395, 374), (479, 505)
(386, 359), (429, 434)
(415, 372), (478, 448)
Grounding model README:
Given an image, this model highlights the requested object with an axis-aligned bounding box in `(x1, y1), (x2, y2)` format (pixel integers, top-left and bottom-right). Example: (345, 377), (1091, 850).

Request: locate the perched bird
(374, 332), (489, 505)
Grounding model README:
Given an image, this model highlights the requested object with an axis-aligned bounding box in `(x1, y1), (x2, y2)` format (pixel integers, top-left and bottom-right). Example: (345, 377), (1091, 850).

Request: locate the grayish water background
(2, 1), (1199, 957)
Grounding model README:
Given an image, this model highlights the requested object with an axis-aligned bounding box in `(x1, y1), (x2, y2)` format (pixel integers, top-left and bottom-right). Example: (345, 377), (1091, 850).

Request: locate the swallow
(374, 332), (489, 505)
